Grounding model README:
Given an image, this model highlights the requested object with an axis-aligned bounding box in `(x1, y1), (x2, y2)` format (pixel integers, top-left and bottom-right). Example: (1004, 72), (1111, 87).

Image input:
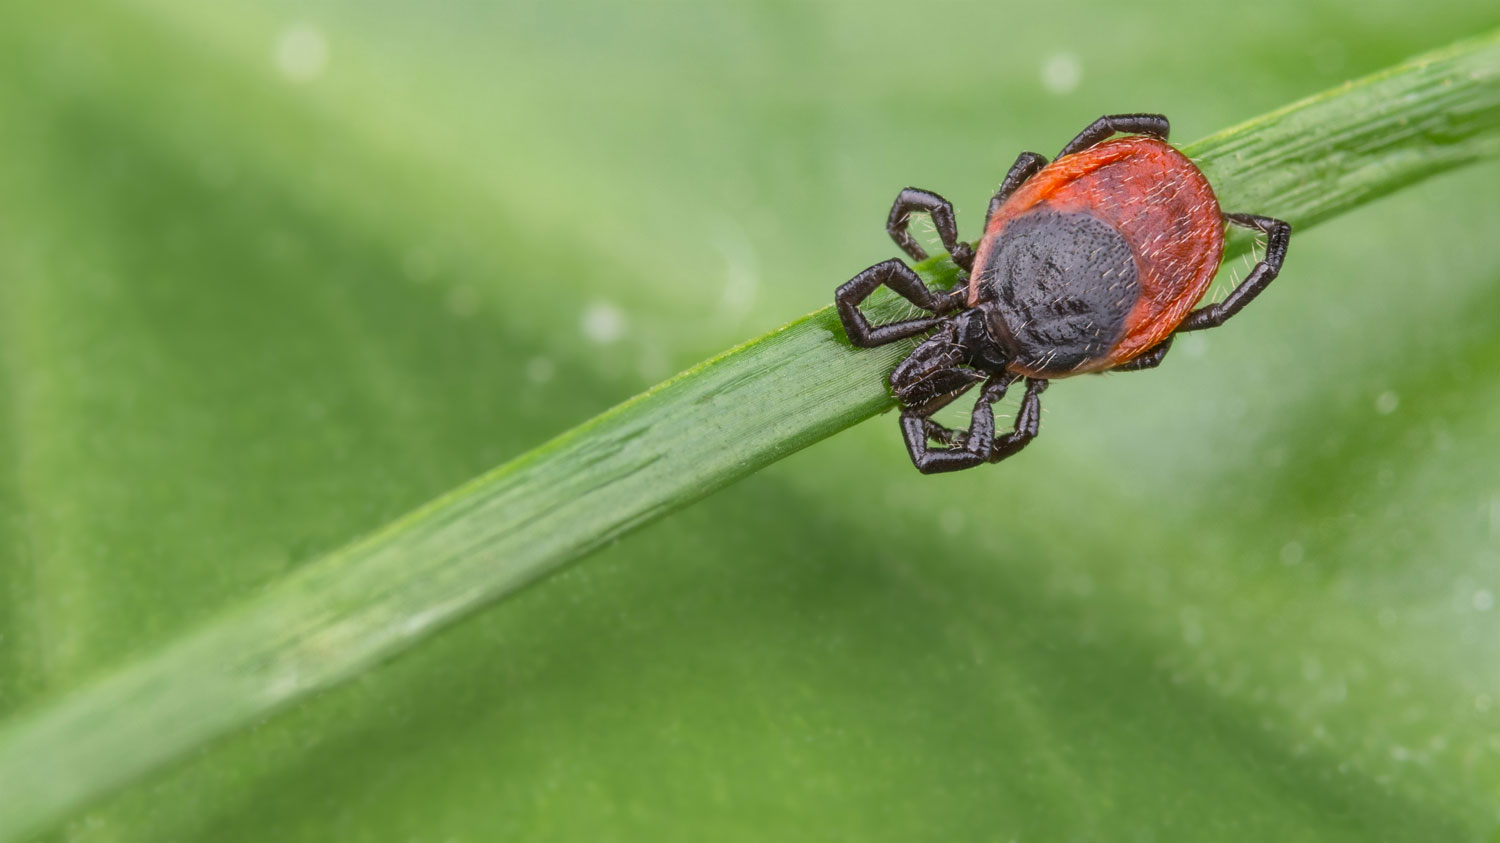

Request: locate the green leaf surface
(2, 2), (1500, 840)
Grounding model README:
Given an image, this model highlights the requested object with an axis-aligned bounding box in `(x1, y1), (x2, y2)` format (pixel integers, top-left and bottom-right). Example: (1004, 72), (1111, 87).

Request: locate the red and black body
(835, 114), (1291, 474)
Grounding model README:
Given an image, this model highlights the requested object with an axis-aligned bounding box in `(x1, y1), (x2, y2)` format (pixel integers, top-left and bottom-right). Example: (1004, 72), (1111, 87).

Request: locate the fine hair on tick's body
(835, 113), (1291, 474)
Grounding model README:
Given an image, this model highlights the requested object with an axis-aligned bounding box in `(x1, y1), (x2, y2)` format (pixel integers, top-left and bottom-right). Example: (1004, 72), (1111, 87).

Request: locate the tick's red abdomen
(970, 136), (1224, 374)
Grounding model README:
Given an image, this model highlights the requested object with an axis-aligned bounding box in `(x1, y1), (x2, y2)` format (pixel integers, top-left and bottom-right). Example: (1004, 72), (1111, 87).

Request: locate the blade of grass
(2, 29), (1498, 842)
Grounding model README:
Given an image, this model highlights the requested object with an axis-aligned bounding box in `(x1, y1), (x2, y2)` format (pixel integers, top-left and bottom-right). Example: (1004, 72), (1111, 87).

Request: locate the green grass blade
(1, 28), (1498, 842)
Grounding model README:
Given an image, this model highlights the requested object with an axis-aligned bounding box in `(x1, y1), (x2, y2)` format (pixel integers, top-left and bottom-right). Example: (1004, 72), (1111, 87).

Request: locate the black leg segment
(1178, 213), (1291, 332)
(985, 151), (1049, 228)
(1109, 337), (1172, 372)
(1058, 113), (1169, 159)
(836, 258), (958, 348)
(900, 373), (1010, 474)
(900, 374), (1048, 474)
(886, 188), (974, 271)
(989, 377), (1048, 463)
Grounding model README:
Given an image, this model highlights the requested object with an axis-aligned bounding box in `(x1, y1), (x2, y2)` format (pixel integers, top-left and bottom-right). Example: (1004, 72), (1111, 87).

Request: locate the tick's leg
(887, 188), (974, 271)
(1058, 113), (1169, 158)
(900, 372), (1017, 474)
(900, 374), (1047, 473)
(1178, 213), (1292, 332)
(985, 151), (1049, 228)
(837, 258), (961, 348)
(1108, 337), (1173, 372)
(989, 377), (1048, 464)
(909, 381), (979, 448)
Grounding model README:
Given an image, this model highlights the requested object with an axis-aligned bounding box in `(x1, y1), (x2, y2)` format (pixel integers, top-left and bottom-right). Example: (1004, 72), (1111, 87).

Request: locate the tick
(836, 113), (1290, 474)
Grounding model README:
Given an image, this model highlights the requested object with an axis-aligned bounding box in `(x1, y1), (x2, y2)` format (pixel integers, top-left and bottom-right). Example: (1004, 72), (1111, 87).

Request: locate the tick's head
(890, 346), (984, 409)
(887, 311), (1010, 407)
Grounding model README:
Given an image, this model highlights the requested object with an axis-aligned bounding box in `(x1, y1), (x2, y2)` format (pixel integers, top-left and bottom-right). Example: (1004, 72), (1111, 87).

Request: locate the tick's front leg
(899, 372), (1020, 474)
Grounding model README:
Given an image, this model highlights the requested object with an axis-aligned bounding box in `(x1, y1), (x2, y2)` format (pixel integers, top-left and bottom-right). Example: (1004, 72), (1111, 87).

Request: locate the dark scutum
(977, 209), (1139, 374)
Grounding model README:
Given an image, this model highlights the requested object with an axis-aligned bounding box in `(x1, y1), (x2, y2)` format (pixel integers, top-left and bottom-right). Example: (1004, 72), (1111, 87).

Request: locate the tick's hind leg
(836, 259), (962, 348)
(900, 374), (1048, 474)
(985, 151), (1049, 228)
(886, 188), (974, 271)
(1108, 337), (1172, 372)
(1179, 213), (1291, 332)
(1059, 113), (1169, 158)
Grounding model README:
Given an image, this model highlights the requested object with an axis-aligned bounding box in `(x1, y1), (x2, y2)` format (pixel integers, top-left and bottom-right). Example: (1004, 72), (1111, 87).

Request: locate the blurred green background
(2, 0), (1499, 839)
